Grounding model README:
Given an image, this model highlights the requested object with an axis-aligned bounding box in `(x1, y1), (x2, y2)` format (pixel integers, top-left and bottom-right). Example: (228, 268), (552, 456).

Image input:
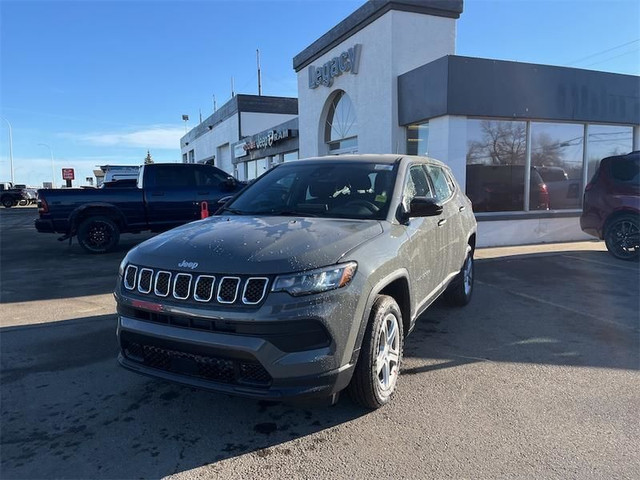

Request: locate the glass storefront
(406, 122), (429, 156)
(531, 122), (583, 210)
(464, 118), (635, 213)
(282, 150), (299, 162)
(465, 119), (528, 212)
(586, 125), (634, 182)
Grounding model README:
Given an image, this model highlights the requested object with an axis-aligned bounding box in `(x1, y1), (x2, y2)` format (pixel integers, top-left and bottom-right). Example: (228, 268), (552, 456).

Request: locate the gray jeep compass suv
(115, 155), (477, 408)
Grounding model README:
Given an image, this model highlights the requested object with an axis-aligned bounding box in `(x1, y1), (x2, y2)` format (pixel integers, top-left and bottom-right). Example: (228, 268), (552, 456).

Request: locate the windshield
(223, 162), (397, 220)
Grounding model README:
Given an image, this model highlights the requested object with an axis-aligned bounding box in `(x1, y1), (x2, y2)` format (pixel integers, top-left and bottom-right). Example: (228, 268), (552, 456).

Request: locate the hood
(127, 216), (384, 275)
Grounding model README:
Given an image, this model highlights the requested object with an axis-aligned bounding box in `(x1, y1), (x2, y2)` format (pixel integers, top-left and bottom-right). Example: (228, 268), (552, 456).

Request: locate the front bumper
(115, 280), (367, 400)
(35, 218), (56, 233)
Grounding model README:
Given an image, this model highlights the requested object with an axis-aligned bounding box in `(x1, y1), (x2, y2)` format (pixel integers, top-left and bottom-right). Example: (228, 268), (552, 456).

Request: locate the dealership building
(181, 0), (640, 247)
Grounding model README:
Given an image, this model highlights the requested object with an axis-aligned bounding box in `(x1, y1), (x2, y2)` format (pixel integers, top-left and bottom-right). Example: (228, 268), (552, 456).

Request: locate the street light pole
(1, 116), (14, 184)
(38, 143), (55, 188)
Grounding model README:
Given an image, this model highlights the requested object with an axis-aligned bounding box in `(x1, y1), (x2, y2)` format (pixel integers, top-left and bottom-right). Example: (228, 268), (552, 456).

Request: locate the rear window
(610, 157), (640, 184)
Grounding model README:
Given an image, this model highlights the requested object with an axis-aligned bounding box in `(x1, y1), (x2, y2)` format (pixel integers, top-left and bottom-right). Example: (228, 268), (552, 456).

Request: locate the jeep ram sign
(308, 44), (362, 89)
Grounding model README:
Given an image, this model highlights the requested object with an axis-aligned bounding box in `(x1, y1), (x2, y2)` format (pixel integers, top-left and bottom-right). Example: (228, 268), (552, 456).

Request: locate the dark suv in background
(581, 151), (639, 260)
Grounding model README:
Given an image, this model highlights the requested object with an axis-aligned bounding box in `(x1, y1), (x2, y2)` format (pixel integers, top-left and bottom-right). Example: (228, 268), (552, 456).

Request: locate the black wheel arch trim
(349, 268), (412, 366)
(68, 203), (128, 235)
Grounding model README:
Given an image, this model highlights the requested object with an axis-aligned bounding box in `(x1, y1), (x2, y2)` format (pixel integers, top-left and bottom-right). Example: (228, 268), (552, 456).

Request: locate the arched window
(324, 91), (358, 154)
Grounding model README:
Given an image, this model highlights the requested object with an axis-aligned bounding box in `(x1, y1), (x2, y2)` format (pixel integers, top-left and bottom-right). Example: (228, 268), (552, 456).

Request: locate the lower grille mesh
(123, 341), (272, 387)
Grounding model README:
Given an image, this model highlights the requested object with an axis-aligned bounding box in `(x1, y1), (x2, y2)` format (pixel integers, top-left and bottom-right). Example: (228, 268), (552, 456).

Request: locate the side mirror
(409, 196), (443, 217)
(217, 195), (233, 205)
(224, 176), (237, 189)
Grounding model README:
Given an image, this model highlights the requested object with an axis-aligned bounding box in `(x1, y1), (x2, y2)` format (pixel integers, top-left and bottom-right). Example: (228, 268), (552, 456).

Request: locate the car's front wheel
(348, 295), (403, 409)
(605, 214), (639, 261)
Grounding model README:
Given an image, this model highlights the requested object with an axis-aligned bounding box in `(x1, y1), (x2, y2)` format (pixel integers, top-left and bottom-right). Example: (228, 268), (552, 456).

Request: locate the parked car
(0, 182), (31, 208)
(114, 155), (477, 409)
(535, 166), (581, 210)
(465, 164), (549, 212)
(35, 163), (245, 253)
(580, 151), (639, 260)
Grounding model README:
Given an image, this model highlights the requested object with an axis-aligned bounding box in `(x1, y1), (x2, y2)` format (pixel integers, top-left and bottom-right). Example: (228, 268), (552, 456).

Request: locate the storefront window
(465, 119), (528, 212)
(283, 151), (298, 162)
(325, 91), (357, 153)
(246, 160), (257, 181)
(406, 122), (429, 156)
(586, 125), (633, 182)
(530, 122), (584, 210)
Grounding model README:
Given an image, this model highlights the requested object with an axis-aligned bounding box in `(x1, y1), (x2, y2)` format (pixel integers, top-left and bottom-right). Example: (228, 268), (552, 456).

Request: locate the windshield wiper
(220, 207), (251, 215)
(268, 209), (320, 217)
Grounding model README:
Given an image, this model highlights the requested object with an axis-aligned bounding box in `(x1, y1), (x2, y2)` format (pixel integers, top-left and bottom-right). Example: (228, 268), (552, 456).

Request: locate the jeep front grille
(217, 277), (240, 304)
(122, 265), (269, 306)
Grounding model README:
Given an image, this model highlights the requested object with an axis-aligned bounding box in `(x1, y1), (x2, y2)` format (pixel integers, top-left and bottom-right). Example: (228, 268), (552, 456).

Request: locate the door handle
(438, 218), (447, 227)
(197, 191), (210, 195)
(459, 206), (466, 212)
(151, 192), (165, 197)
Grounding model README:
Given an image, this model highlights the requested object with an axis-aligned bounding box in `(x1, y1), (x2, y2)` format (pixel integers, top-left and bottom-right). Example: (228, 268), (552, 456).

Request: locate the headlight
(118, 258), (127, 276)
(272, 262), (357, 296)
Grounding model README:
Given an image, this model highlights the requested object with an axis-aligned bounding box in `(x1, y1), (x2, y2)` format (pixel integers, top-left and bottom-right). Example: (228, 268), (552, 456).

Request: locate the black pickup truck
(36, 163), (244, 253)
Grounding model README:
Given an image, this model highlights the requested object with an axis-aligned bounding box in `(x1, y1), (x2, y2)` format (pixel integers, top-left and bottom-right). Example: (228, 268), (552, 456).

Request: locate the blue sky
(1, 0), (639, 187)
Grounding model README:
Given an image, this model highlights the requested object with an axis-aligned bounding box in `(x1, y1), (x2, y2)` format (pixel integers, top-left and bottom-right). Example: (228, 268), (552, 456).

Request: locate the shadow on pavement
(404, 249), (639, 375)
(0, 315), (367, 479)
(1, 209), (156, 303)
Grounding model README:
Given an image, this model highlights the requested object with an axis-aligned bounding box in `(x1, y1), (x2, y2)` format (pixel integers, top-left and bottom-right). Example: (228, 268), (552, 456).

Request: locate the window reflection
(587, 125), (633, 182)
(465, 119), (533, 212)
(531, 122), (583, 210)
(406, 122), (429, 156)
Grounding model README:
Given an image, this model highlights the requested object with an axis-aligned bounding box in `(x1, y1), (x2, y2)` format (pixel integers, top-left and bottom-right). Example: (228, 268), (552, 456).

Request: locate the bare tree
(466, 121), (526, 165)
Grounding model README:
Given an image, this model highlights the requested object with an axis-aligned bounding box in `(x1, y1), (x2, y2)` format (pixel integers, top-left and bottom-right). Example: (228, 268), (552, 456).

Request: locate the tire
(604, 214), (639, 261)
(2, 196), (14, 208)
(18, 199), (28, 207)
(444, 249), (474, 306)
(348, 295), (404, 409)
(77, 216), (120, 254)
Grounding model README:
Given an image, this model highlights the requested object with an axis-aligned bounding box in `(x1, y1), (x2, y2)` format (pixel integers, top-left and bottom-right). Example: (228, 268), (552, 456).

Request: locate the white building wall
(241, 113), (298, 137)
(181, 114), (239, 171)
(424, 115), (467, 185)
(477, 217), (592, 247)
(297, 10), (456, 158)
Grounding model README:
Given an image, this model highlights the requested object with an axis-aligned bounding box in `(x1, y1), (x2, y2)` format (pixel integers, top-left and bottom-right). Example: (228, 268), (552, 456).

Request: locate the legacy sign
(308, 44), (362, 89)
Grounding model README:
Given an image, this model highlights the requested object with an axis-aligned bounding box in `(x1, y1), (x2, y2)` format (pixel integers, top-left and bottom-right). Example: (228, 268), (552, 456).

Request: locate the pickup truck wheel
(77, 216), (120, 254)
(2, 196), (14, 208)
(444, 249), (474, 306)
(348, 295), (403, 409)
(18, 199), (28, 206)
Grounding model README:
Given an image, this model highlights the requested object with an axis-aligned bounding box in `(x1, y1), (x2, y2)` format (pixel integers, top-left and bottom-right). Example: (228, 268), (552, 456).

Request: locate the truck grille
(123, 264), (269, 306)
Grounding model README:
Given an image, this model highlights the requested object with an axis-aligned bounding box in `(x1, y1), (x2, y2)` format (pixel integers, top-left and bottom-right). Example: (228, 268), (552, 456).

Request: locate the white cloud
(73, 125), (184, 149)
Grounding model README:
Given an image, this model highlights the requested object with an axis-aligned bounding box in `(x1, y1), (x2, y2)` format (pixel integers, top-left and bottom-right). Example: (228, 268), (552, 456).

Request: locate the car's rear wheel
(77, 216), (120, 254)
(444, 248), (474, 306)
(348, 295), (403, 409)
(604, 214), (639, 261)
(2, 196), (14, 208)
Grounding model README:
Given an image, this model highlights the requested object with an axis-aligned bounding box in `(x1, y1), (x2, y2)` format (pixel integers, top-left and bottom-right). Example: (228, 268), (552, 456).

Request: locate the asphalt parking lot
(1, 207), (639, 479)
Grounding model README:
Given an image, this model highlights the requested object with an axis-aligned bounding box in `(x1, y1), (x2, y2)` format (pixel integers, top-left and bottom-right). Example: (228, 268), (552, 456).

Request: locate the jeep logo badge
(178, 260), (199, 270)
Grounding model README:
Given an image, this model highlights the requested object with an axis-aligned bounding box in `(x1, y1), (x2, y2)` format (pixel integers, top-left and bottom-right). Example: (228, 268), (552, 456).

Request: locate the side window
(149, 166), (193, 188)
(425, 165), (453, 203)
(403, 165), (433, 208)
(194, 166), (228, 188)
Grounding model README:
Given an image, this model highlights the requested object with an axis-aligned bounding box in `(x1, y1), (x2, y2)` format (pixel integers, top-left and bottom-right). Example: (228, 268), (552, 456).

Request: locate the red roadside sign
(62, 168), (75, 180)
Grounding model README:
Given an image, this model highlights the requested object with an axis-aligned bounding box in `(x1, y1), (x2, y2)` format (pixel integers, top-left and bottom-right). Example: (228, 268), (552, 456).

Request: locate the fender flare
(68, 203), (128, 235)
(349, 268), (412, 365)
